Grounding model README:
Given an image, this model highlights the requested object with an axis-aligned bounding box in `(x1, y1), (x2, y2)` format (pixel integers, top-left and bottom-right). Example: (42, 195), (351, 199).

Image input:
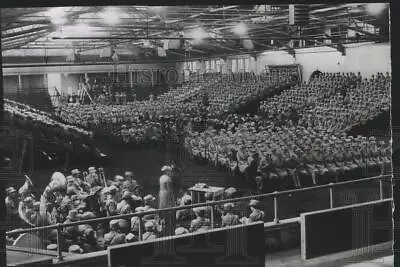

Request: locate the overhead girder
(2, 25), (52, 39)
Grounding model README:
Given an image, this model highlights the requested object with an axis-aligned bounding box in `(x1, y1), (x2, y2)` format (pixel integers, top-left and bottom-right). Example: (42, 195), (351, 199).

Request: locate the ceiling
(1, 4), (390, 62)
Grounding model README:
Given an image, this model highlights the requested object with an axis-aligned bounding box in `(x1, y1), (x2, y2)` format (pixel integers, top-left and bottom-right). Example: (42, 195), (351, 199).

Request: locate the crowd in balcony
(6, 166), (263, 254)
(4, 99), (94, 154)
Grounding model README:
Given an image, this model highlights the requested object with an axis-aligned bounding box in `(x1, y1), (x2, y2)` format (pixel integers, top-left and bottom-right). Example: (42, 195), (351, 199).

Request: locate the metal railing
(6, 174), (392, 261)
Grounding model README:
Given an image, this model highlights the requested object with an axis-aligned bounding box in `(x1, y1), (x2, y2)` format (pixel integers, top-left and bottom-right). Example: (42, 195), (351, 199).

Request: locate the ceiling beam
(2, 29), (50, 44)
(2, 25), (52, 39)
(2, 31), (51, 51)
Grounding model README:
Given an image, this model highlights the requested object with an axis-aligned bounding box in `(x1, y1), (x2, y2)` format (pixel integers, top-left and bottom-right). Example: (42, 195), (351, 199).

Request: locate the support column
(18, 75), (22, 100)
(129, 72), (133, 88)
(18, 75), (22, 90)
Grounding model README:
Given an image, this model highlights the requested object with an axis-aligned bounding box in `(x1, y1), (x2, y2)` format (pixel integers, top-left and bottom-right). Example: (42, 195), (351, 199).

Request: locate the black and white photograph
(0, 3), (394, 267)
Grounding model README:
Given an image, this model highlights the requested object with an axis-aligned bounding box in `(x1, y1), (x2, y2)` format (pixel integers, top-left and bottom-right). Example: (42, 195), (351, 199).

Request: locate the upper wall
(257, 42), (391, 81)
(2, 62), (179, 75)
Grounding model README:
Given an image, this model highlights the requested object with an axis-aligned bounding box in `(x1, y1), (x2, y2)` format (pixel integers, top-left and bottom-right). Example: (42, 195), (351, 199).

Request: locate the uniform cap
(144, 221), (154, 230)
(114, 175), (125, 182)
(175, 227), (189, 236)
(47, 244), (58, 251)
(161, 165), (172, 172)
(249, 199), (261, 208)
(68, 245), (83, 253)
(6, 187), (16, 194)
(124, 171), (134, 177)
(223, 203), (235, 212)
(143, 194), (156, 203)
(71, 169), (80, 175)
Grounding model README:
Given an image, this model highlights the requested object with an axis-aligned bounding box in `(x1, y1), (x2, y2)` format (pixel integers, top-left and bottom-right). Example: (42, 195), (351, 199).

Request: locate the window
(211, 60), (215, 71)
(216, 59), (222, 72)
(185, 61), (197, 73)
(232, 59), (237, 72)
(244, 58), (250, 72)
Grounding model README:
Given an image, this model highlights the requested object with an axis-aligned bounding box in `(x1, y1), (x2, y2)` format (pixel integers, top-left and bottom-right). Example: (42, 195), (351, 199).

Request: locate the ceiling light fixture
(190, 27), (208, 44)
(232, 22), (248, 36)
(365, 3), (387, 17)
(48, 7), (68, 25)
(102, 7), (120, 25)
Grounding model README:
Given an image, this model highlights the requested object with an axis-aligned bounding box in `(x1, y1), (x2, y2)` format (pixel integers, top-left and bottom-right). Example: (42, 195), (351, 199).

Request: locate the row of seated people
(155, 80), (209, 104)
(184, 121), (391, 191)
(299, 73), (391, 132)
(190, 72), (295, 115)
(56, 101), (202, 129)
(6, 167), (263, 253)
(259, 72), (358, 122)
(55, 70), (295, 138)
(267, 65), (300, 79)
(5, 99), (92, 141)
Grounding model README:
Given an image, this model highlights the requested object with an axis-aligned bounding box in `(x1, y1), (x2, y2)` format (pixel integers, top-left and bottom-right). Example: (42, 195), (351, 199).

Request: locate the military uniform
(285, 152), (300, 188)
(105, 196), (118, 216)
(247, 200), (265, 223)
(271, 152), (288, 190)
(304, 149), (318, 185)
(237, 147), (249, 174)
(86, 173), (101, 188)
(104, 220), (126, 247)
(5, 192), (19, 222)
(142, 221), (157, 241)
(221, 212), (240, 227)
(229, 147), (238, 172)
(325, 148), (340, 183)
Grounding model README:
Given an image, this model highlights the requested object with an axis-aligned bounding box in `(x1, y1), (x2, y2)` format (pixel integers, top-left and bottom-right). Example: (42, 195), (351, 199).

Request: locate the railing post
(56, 223), (63, 261)
(329, 183), (334, 208)
(273, 192), (279, 224)
(379, 178), (384, 200)
(138, 215), (143, 241)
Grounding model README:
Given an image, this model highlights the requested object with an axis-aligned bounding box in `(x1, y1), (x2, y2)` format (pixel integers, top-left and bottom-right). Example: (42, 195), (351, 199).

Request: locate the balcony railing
(6, 174), (392, 261)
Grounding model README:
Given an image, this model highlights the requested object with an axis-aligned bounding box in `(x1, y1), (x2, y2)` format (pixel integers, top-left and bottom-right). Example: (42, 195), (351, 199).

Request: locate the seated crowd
(55, 67), (300, 146)
(184, 122), (391, 192)
(5, 99), (91, 137)
(6, 166), (264, 254)
(190, 71), (296, 115)
(260, 72), (359, 123)
(299, 72), (391, 132)
(4, 99), (96, 156)
(183, 72), (391, 192)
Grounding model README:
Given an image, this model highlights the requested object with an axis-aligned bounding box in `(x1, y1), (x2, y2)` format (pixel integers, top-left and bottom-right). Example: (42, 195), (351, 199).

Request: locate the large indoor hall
(1, 4), (393, 267)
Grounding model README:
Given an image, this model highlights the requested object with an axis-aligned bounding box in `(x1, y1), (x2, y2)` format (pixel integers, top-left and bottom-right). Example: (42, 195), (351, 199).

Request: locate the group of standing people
(6, 164), (265, 254)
